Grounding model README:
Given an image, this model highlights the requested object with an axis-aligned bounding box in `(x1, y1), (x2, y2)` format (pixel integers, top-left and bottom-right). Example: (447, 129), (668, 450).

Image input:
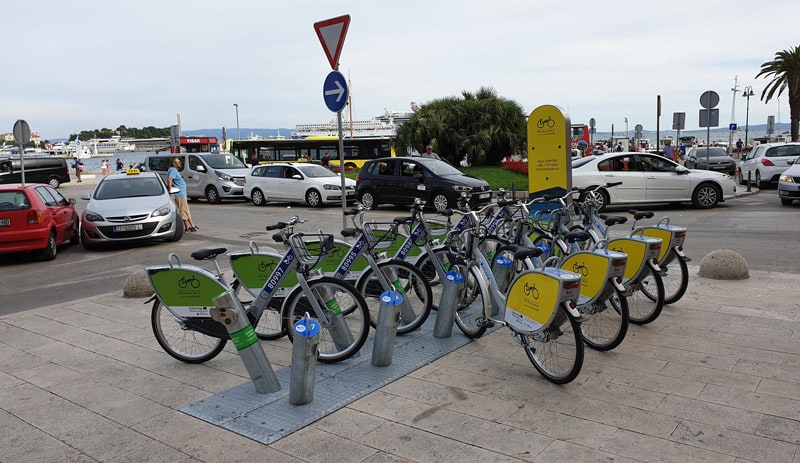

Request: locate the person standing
(663, 140), (676, 161)
(321, 151), (331, 168)
(116, 158), (124, 171)
(72, 157), (83, 182)
(167, 157), (198, 232)
(101, 159), (110, 175)
(421, 145), (440, 159)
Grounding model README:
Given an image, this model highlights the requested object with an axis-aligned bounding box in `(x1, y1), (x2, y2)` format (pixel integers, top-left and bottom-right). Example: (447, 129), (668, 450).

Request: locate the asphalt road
(2, 181), (798, 316)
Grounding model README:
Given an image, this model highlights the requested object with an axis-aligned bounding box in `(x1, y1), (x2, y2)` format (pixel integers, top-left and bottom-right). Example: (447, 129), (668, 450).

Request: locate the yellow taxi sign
(125, 168), (141, 175)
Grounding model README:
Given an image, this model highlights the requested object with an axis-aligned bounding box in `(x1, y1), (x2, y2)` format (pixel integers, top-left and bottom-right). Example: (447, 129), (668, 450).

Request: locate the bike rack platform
(181, 317), (482, 444)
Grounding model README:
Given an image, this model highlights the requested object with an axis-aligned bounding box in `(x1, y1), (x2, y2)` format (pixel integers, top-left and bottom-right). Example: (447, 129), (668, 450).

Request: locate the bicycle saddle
(393, 216), (413, 224)
(627, 209), (655, 221)
(190, 248), (227, 261)
(564, 230), (591, 243)
(505, 244), (542, 261)
(341, 228), (357, 238)
(600, 215), (628, 226)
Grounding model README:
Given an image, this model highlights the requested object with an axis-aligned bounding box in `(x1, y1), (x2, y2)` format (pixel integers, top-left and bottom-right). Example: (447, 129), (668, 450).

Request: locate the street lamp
(742, 86), (754, 151)
(233, 103), (240, 140)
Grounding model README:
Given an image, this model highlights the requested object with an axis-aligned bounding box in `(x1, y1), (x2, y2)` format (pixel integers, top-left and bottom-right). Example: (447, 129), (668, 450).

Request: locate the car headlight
(453, 185), (472, 192)
(323, 184), (341, 190)
(84, 210), (104, 222)
(151, 203), (173, 218)
(215, 170), (233, 182)
(780, 174), (795, 183)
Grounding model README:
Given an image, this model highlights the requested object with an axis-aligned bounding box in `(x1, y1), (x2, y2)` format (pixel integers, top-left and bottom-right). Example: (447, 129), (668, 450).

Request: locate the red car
(0, 183), (79, 260)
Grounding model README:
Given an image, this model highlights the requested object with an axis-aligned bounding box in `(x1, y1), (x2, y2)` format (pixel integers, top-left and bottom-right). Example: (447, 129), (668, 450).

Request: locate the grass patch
(462, 166), (528, 192)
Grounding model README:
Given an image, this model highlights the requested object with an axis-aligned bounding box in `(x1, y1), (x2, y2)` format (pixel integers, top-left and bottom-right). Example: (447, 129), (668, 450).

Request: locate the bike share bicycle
(146, 216), (370, 364)
(435, 196), (587, 384)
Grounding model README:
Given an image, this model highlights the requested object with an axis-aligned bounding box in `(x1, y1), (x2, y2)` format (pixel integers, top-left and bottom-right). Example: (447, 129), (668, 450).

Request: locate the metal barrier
(372, 291), (402, 367)
(290, 314), (320, 405)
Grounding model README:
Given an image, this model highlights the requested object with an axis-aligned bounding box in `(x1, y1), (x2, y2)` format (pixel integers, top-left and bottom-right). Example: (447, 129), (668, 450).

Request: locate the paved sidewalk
(1, 266), (798, 462)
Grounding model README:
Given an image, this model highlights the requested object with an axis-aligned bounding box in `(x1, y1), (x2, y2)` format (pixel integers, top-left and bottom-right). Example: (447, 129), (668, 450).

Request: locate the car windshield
(417, 158), (464, 176)
(200, 154), (248, 169)
(0, 191), (31, 211)
(95, 176), (164, 200)
(692, 147), (728, 157)
(297, 164), (338, 178)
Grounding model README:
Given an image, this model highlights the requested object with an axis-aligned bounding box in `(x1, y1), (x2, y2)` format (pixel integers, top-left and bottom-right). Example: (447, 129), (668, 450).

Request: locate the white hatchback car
(571, 152), (737, 210)
(244, 162), (356, 207)
(738, 142), (800, 188)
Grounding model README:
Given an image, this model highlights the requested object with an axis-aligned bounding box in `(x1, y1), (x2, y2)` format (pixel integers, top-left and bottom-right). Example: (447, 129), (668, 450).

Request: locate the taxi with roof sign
(79, 169), (183, 249)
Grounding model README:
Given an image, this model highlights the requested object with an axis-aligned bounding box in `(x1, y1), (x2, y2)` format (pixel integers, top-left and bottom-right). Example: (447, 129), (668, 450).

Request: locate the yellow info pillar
(527, 105), (572, 208)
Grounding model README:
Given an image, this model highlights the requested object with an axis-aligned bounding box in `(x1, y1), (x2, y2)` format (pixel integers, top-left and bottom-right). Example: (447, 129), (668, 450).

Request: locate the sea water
(74, 152), (156, 172)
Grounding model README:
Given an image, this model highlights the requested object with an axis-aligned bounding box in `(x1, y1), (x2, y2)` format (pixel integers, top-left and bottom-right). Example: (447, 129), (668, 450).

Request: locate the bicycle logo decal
(536, 116), (555, 129)
(257, 260), (277, 273)
(178, 275), (200, 289)
(523, 282), (540, 299)
(572, 262), (589, 277)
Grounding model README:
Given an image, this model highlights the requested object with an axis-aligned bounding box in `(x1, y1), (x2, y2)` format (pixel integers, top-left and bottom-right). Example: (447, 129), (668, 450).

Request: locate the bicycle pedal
(477, 318), (495, 328)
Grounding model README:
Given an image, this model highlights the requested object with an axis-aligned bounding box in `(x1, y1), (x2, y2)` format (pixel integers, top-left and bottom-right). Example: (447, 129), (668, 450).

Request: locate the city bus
(229, 136), (395, 171)
(571, 124), (591, 156)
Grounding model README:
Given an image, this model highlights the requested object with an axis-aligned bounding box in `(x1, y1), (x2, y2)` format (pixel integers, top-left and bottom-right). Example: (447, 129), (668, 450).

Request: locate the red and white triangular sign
(313, 14), (351, 70)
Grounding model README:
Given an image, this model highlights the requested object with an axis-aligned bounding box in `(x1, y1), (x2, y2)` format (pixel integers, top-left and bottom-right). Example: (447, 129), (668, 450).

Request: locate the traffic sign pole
(13, 120), (31, 186)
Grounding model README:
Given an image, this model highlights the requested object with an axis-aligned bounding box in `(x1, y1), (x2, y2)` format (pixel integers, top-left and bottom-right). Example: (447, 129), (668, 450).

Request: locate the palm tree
(756, 45), (800, 141)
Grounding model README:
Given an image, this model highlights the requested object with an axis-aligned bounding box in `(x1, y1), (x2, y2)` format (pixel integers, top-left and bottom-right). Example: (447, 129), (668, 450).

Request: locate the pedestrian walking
(167, 157), (198, 232)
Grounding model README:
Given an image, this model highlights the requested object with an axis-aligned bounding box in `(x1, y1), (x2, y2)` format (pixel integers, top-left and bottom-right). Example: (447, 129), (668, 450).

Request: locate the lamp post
(742, 86), (754, 151)
(233, 103), (240, 140)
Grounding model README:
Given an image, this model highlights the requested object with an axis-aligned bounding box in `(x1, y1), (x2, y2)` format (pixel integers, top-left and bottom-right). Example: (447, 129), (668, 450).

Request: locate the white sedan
(244, 162), (356, 208)
(571, 152), (737, 210)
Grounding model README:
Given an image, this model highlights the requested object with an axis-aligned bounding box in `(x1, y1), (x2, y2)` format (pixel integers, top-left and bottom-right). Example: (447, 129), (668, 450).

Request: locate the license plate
(478, 192), (491, 199)
(113, 224), (143, 232)
(0, 218), (9, 226)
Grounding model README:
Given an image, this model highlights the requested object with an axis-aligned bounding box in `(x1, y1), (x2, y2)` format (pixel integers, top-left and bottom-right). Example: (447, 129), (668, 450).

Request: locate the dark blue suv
(356, 157), (492, 211)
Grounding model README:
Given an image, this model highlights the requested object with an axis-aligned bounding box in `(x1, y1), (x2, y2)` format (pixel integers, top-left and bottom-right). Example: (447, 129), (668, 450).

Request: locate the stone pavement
(1, 266), (799, 462)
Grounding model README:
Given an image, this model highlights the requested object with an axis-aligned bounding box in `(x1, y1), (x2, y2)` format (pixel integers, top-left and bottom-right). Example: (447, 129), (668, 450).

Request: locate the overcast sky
(3, 0), (797, 140)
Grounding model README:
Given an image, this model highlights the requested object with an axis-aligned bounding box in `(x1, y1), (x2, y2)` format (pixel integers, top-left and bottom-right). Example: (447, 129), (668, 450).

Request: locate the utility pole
(729, 76), (740, 154)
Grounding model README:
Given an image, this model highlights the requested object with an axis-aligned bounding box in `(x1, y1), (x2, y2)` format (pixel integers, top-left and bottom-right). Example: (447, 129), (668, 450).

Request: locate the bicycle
(147, 216), (371, 364)
(571, 185), (666, 325)
(536, 116), (556, 129)
(438, 199), (586, 384)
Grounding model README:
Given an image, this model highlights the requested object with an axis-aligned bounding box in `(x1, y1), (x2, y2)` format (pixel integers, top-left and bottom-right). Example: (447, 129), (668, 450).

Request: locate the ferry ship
(294, 109), (412, 137)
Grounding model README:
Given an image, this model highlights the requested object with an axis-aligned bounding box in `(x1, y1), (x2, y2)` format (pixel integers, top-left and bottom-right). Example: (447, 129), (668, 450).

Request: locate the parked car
(244, 162), (356, 207)
(0, 156), (71, 188)
(683, 147), (736, 176)
(777, 159), (800, 205)
(80, 170), (182, 249)
(356, 157), (492, 211)
(0, 183), (79, 260)
(145, 152), (248, 203)
(737, 142), (800, 188)
(571, 152), (737, 210)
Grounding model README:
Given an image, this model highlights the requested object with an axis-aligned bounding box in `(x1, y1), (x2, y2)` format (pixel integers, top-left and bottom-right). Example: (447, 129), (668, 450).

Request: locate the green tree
(396, 87), (526, 166)
(756, 45), (800, 142)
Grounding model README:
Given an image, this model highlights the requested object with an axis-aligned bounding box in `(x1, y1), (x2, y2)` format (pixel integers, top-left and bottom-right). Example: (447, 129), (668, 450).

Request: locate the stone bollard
(123, 270), (153, 298)
(698, 249), (749, 280)
(372, 291), (402, 367)
(433, 271), (465, 338)
(290, 314), (320, 405)
(211, 289), (281, 394)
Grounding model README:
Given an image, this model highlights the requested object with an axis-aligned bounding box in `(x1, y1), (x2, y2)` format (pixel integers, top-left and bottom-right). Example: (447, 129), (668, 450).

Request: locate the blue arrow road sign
(323, 70), (348, 113)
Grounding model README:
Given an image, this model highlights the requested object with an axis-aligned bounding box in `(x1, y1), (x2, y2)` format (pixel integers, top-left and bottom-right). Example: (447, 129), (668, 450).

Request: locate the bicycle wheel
(281, 276), (370, 363)
(357, 260), (433, 335)
(578, 286), (629, 351)
(627, 266), (665, 325)
(454, 264), (490, 339)
(522, 307), (584, 384)
(151, 300), (227, 363)
(231, 279), (286, 341)
(661, 253), (689, 304)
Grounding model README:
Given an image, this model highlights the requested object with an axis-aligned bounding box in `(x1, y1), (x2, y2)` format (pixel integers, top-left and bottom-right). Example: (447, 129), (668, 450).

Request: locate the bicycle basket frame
(289, 233), (334, 267)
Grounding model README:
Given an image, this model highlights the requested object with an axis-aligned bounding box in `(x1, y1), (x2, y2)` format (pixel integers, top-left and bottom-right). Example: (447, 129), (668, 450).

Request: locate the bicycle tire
(230, 279), (286, 341)
(661, 253), (689, 304)
(522, 307), (584, 384)
(453, 264), (490, 339)
(151, 300), (227, 363)
(357, 260), (433, 335)
(627, 265), (665, 325)
(414, 246), (453, 309)
(578, 286), (629, 351)
(281, 276), (370, 363)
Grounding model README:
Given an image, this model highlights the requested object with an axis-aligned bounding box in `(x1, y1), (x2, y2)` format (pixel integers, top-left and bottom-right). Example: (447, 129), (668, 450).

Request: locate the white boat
(294, 109), (411, 137)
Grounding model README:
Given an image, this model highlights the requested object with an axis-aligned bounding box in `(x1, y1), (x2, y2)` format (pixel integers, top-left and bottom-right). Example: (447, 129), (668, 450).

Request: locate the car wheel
(691, 182), (721, 209)
(251, 188), (266, 206)
(738, 169), (745, 185)
(48, 176), (61, 189)
(585, 188), (609, 212)
(70, 221), (80, 245)
(205, 186), (221, 203)
(780, 198), (793, 205)
(306, 189), (323, 208)
(755, 171), (763, 189)
(166, 215), (184, 242)
(431, 191), (451, 211)
(359, 190), (378, 209)
(40, 230), (57, 261)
